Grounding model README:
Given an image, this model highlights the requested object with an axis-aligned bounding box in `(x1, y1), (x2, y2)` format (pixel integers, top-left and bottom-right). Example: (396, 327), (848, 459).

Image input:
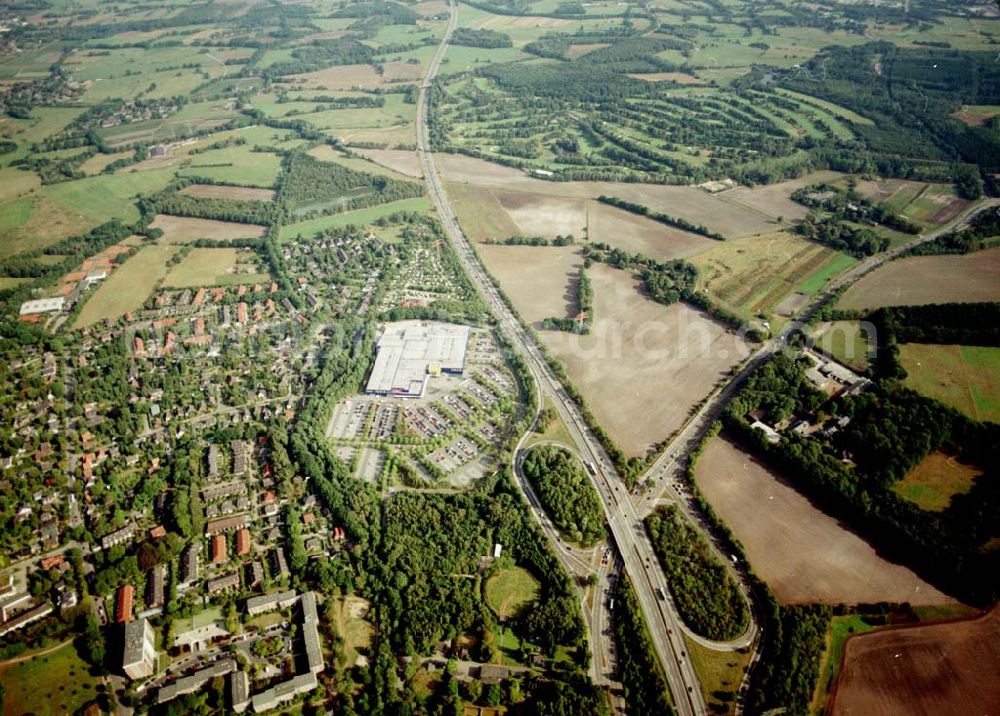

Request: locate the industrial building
(365, 321), (471, 398)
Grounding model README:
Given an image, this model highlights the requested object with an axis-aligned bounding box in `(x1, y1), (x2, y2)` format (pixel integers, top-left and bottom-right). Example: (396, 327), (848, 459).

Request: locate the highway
(415, 3), (710, 713)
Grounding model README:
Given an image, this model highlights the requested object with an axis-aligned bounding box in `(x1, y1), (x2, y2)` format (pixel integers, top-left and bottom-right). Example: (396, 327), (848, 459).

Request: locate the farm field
(691, 231), (847, 320)
(150, 215), (268, 244)
(178, 184), (276, 201)
(485, 567), (541, 620)
(0, 196), (81, 259)
(307, 145), (417, 182)
(694, 436), (954, 605)
(830, 606), (1000, 716)
(853, 179), (969, 226)
(588, 201), (717, 260)
(162, 248), (269, 288)
(0, 641), (102, 716)
(892, 450), (983, 512)
(811, 321), (872, 372)
(175, 146), (284, 188)
(74, 243), (178, 328)
(897, 343), (1000, 423)
(477, 243), (581, 325)
(541, 265), (749, 458)
(278, 197), (431, 241)
(837, 247), (1000, 310)
(494, 190), (588, 239)
(353, 148), (423, 178)
(437, 155), (840, 238)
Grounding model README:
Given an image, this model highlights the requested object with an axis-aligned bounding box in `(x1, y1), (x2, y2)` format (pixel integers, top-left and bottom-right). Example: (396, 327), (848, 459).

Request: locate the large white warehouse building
(365, 321), (471, 398)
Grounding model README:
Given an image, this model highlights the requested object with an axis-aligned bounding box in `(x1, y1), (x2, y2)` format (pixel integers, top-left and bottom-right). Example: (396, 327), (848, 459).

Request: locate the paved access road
(415, 4), (710, 713)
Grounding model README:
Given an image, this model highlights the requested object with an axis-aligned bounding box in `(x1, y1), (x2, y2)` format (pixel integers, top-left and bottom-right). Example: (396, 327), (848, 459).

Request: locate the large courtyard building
(365, 321), (471, 398)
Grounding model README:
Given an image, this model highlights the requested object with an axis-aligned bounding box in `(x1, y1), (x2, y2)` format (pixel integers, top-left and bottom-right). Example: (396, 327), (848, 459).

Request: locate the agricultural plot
(588, 201), (717, 261)
(719, 170), (843, 222)
(353, 148), (423, 178)
(44, 167), (177, 225)
(830, 607), (1000, 716)
(837, 247), (1000, 311)
(150, 215), (268, 244)
(541, 264), (749, 457)
(691, 232), (846, 320)
(74, 243), (178, 328)
(176, 145), (283, 188)
(694, 436), (954, 605)
(178, 184), (276, 201)
(0, 195), (81, 259)
(477, 243), (581, 325)
(893, 450), (983, 513)
(495, 190), (588, 238)
(278, 197), (431, 241)
(811, 321), (872, 372)
(308, 146), (416, 182)
(897, 344), (1000, 423)
(162, 248), (269, 288)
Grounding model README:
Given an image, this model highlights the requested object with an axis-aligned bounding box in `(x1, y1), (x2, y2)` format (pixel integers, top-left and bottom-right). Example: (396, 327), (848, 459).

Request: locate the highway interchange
(413, 4), (999, 713)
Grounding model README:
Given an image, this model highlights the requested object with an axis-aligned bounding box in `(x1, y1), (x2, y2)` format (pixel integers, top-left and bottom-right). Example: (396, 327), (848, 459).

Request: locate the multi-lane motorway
(415, 4), (712, 713)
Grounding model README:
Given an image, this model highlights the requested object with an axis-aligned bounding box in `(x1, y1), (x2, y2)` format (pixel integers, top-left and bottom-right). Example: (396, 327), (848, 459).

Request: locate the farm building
(365, 321), (471, 398)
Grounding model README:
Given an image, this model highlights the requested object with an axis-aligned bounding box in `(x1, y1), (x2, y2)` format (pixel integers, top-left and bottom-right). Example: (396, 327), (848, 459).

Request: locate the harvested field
(720, 171), (843, 222)
(436, 153), (780, 237)
(74, 243), (177, 327)
(695, 437), (955, 605)
(350, 148), (423, 178)
(893, 450), (982, 512)
(381, 61), (425, 81)
(588, 201), (717, 261)
(307, 145), (417, 182)
(837, 247), (1000, 310)
(478, 243), (581, 324)
(566, 43), (610, 59)
(287, 64), (385, 90)
(495, 191), (588, 238)
(542, 265), (749, 457)
(897, 343), (1000, 423)
(178, 184), (275, 201)
(150, 215), (267, 244)
(691, 231), (841, 319)
(628, 71), (705, 84)
(448, 183), (522, 241)
(952, 104), (1000, 127)
(830, 606), (1000, 716)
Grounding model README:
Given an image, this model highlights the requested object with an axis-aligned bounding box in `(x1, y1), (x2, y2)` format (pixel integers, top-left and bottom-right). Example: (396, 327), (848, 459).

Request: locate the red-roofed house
(211, 534), (227, 563)
(235, 528), (250, 557)
(116, 584), (134, 623)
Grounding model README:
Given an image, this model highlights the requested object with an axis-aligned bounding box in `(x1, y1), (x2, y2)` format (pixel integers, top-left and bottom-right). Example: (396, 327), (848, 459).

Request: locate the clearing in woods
(178, 184), (276, 201)
(811, 321), (872, 372)
(327, 595), (375, 670)
(694, 436), (955, 605)
(73, 243), (178, 328)
(892, 450), (983, 512)
(150, 215), (268, 244)
(837, 247), (1000, 311)
(485, 567), (541, 620)
(897, 344), (1000, 423)
(541, 264), (749, 458)
(830, 606), (1000, 716)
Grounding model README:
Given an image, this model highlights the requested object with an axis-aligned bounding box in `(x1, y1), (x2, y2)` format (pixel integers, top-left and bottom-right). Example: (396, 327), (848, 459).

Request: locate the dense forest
(645, 505), (749, 641)
(521, 445), (605, 547)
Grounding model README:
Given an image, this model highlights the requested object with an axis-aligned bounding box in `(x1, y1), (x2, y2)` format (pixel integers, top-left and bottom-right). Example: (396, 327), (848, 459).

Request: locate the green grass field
(684, 634), (752, 716)
(0, 641), (102, 716)
(162, 248), (269, 288)
(811, 321), (871, 372)
(898, 344), (1000, 423)
(810, 614), (877, 715)
(893, 450), (982, 512)
(45, 167), (177, 225)
(485, 567), (540, 620)
(74, 243), (178, 328)
(795, 252), (857, 295)
(278, 196), (430, 240)
(176, 145), (283, 188)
